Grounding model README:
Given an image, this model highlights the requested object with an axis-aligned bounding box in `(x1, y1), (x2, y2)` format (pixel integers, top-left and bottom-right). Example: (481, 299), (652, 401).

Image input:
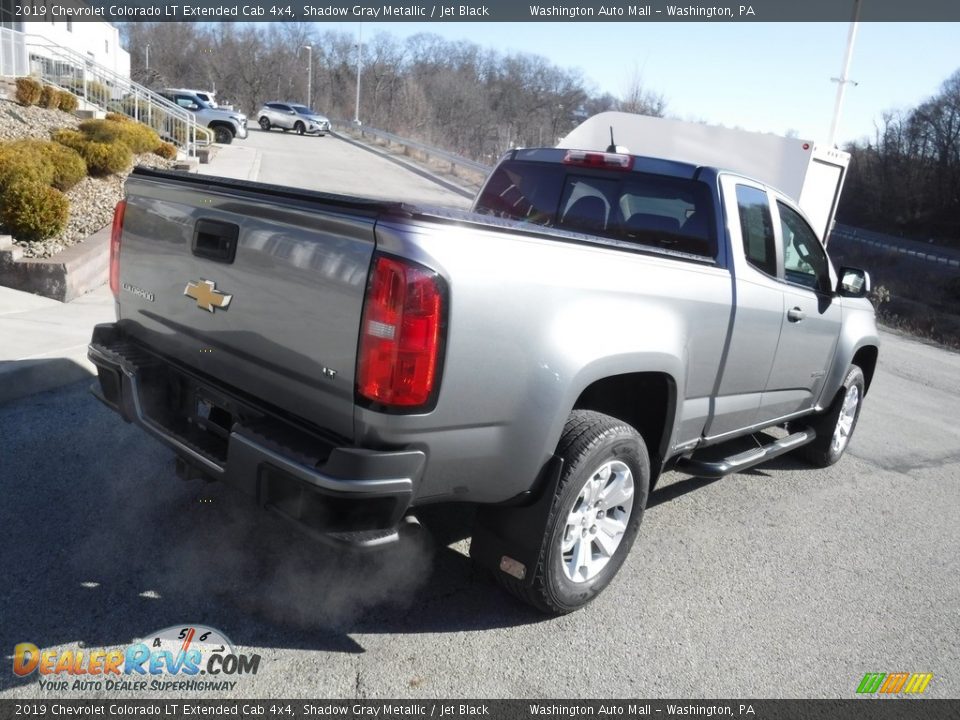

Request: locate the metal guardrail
(831, 224), (960, 269)
(22, 33), (200, 156)
(333, 122), (492, 177)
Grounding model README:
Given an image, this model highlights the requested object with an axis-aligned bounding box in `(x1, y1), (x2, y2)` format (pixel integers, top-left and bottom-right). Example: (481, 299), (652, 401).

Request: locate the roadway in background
(247, 127), (472, 208)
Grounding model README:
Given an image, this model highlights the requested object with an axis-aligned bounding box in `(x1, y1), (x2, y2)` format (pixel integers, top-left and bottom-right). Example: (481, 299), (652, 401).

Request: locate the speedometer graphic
(137, 624), (235, 673)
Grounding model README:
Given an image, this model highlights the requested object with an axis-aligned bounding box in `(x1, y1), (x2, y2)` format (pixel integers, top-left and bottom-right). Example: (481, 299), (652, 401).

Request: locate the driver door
(760, 199), (843, 418)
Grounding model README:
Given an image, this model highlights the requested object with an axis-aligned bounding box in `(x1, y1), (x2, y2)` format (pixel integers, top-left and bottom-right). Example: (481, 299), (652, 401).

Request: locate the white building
(1, 0), (129, 79)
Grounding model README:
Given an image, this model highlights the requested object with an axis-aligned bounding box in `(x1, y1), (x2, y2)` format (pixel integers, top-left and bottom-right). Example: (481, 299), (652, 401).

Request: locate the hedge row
(2, 80), (180, 241)
(14, 77), (79, 113)
(0, 141), (79, 241)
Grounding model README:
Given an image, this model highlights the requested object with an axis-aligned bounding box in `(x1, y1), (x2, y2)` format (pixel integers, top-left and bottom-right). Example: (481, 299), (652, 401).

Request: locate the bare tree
(620, 63), (667, 117)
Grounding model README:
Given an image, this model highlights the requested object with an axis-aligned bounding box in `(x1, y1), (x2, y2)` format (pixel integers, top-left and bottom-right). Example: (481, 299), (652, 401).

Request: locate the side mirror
(836, 266), (871, 298)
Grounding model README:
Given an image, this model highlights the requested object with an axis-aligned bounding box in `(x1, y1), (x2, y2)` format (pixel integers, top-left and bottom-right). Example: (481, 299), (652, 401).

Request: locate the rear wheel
(798, 365), (865, 467)
(495, 410), (650, 614)
(258, 116), (271, 131)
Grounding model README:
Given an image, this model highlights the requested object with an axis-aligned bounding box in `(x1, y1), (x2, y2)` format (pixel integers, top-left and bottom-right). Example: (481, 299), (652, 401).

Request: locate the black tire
(258, 116), (271, 131)
(211, 125), (234, 144)
(496, 410), (650, 614)
(294, 121), (306, 136)
(798, 365), (865, 468)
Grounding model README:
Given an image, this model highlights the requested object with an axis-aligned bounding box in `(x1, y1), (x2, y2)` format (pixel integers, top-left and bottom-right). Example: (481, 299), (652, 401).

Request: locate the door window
(777, 201), (829, 291)
(735, 185), (776, 276)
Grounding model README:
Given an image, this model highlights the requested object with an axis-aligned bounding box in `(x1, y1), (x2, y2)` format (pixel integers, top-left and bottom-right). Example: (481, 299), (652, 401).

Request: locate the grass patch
(829, 239), (960, 350)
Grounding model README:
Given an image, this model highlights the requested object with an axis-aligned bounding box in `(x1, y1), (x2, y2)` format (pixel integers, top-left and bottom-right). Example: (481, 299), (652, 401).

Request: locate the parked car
(89, 113), (879, 615)
(256, 102), (331, 136)
(159, 89), (247, 145)
(167, 87), (218, 108)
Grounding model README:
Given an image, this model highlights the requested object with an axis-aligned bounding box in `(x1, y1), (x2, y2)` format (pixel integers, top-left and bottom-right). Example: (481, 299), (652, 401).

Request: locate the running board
(675, 429), (816, 479)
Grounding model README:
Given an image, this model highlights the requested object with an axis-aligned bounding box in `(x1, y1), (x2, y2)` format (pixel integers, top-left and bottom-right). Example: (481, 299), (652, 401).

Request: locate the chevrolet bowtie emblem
(184, 280), (232, 313)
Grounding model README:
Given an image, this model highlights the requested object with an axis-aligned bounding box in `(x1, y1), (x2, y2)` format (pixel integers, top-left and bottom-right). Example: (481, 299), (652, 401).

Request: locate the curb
(0, 226), (110, 302)
(331, 131), (476, 199)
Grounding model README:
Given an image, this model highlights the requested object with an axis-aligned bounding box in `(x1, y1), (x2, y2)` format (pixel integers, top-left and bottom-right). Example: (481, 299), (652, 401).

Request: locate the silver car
(256, 102), (331, 136)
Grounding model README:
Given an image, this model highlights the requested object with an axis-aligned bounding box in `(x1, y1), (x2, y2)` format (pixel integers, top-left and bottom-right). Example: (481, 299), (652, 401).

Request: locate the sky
(322, 20), (959, 147)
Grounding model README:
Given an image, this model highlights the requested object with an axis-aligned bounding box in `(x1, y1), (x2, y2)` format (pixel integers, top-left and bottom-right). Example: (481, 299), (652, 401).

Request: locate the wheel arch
(207, 121), (235, 133)
(572, 371), (678, 484)
(851, 344), (878, 395)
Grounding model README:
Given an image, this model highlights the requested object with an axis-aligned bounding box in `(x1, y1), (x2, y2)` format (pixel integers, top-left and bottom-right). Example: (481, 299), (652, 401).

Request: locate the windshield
(292, 105), (316, 115)
(475, 160), (717, 258)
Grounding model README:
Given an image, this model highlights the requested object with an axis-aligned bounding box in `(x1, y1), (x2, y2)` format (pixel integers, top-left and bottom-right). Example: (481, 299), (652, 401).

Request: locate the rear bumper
(88, 324), (422, 547)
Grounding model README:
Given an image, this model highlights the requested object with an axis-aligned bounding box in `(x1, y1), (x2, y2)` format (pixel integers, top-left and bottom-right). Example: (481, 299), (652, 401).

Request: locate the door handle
(787, 307), (805, 323)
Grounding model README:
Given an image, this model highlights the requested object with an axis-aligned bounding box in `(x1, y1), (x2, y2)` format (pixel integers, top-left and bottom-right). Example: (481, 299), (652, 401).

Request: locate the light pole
(828, 0), (861, 146)
(145, 44), (150, 70)
(354, 24), (362, 124)
(301, 45), (312, 109)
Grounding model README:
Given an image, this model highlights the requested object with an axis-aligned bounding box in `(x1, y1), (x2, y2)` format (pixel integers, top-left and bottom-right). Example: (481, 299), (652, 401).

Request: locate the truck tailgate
(115, 170), (392, 441)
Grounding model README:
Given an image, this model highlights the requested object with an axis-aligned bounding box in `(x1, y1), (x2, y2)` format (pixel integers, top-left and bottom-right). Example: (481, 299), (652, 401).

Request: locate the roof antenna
(606, 126), (617, 153)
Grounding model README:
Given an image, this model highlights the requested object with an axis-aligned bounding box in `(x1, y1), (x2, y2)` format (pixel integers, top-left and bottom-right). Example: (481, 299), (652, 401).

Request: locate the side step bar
(675, 429), (816, 479)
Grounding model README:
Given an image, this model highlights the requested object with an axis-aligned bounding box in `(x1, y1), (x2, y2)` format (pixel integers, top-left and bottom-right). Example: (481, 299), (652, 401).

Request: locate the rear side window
(735, 185), (776, 276)
(475, 161), (716, 258)
(473, 161), (565, 228)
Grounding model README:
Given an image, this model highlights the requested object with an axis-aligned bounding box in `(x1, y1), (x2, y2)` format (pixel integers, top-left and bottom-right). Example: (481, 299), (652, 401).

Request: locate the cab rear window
(475, 160), (716, 258)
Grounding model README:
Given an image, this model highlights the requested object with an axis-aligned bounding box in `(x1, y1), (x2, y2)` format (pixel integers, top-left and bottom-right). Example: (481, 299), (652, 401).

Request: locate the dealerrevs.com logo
(13, 625), (261, 692)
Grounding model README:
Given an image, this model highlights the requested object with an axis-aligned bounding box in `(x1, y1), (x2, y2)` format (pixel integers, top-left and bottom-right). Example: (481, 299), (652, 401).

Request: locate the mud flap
(469, 455), (564, 588)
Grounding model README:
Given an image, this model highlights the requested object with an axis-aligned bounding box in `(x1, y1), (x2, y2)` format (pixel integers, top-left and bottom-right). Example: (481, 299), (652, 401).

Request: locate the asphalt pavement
(1, 329), (957, 699)
(247, 127), (472, 208)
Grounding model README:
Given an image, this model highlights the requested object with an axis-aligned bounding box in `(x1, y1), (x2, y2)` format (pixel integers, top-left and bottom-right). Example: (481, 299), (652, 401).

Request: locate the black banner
(11, 0), (960, 22)
(1, 700), (960, 720)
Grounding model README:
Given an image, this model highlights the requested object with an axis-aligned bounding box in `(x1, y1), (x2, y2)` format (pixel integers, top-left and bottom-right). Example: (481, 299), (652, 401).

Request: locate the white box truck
(558, 112), (850, 244)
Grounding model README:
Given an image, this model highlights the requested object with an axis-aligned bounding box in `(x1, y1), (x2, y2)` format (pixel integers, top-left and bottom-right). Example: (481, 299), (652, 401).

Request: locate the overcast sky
(326, 21), (959, 146)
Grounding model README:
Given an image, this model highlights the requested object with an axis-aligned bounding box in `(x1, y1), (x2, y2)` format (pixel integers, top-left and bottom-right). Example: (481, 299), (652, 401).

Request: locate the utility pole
(828, 0), (862, 146)
(301, 45), (312, 108)
(145, 44), (150, 70)
(354, 23), (362, 124)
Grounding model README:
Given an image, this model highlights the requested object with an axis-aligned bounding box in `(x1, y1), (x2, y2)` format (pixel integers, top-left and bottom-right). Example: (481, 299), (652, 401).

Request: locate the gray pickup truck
(88, 146), (879, 614)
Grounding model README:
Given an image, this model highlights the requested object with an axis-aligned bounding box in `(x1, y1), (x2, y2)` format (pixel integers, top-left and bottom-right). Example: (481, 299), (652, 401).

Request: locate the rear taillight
(109, 200), (126, 298)
(357, 255), (446, 410)
(563, 149), (634, 170)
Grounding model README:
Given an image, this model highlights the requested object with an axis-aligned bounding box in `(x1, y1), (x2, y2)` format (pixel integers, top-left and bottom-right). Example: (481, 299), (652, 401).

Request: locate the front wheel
(258, 116), (271, 131)
(211, 125), (234, 144)
(798, 364), (865, 468)
(497, 410), (650, 614)
(294, 121), (306, 136)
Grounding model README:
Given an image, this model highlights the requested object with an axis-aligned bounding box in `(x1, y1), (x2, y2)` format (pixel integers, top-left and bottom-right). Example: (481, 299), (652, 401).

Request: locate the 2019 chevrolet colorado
(88, 141), (878, 614)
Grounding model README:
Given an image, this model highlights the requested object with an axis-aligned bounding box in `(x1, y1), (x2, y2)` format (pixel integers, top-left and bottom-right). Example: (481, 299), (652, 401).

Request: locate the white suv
(257, 102), (331, 136)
